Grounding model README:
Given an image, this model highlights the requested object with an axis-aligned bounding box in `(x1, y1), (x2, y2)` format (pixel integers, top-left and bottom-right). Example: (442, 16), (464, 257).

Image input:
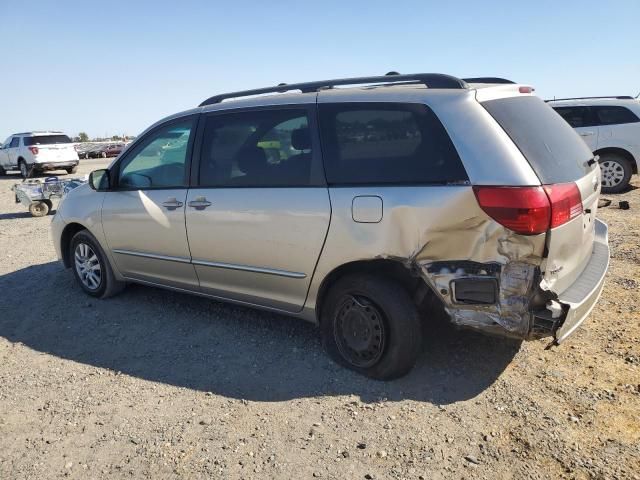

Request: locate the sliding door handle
(188, 196), (212, 210)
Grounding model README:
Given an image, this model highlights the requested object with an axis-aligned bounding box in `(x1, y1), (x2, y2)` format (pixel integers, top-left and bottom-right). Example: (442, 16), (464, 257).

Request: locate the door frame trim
(192, 259), (306, 278)
(112, 248), (306, 279)
(112, 249), (191, 264)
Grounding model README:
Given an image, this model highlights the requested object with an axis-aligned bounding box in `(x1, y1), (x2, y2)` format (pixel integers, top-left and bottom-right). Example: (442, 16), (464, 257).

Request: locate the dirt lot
(0, 161), (638, 479)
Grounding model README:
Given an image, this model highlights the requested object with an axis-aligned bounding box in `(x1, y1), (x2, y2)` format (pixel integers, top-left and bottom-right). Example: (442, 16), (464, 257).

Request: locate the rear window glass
(593, 106), (640, 125)
(24, 135), (72, 146)
(483, 96), (594, 184)
(318, 103), (467, 185)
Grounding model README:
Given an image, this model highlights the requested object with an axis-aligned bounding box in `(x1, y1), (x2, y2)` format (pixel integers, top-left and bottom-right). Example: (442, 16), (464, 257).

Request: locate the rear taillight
(474, 183), (583, 235)
(28, 146), (39, 155)
(544, 182), (583, 228)
(473, 186), (550, 235)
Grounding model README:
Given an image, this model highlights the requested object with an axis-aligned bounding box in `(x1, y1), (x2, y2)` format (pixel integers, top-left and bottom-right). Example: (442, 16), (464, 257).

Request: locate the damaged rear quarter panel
(306, 186), (546, 337)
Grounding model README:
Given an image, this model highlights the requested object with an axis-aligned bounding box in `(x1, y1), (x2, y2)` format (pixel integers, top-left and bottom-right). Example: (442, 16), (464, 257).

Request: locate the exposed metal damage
(378, 201), (566, 340)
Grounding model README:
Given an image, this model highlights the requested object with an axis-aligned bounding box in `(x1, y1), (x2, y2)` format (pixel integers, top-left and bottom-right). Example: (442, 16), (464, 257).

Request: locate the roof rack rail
(198, 73), (467, 106)
(546, 95), (635, 102)
(462, 77), (515, 84)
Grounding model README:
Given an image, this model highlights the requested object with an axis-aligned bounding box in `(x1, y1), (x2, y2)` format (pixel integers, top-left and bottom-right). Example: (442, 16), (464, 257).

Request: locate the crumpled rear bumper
(553, 218), (609, 343)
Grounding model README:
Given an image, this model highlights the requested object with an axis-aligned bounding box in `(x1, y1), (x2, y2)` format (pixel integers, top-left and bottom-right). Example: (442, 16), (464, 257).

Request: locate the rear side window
(198, 109), (315, 187)
(318, 103), (467, 185)
(24, 135), (72, 146)
(9, 137), (20, 148)
(483, 96), (594, 184)
(553, 106), (595, 128)
(593, 106), (640, 125)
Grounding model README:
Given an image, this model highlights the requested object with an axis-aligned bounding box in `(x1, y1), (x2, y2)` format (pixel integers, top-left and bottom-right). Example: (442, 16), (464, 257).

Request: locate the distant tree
(111, 135), (121, 141)
(78, 132), (89, 142)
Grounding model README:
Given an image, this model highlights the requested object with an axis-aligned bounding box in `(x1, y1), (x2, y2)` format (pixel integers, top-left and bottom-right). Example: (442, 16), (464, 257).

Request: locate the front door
(186, 106), (330, 312)
(7, 136), (20, 167)
(101, 116), (199, 290)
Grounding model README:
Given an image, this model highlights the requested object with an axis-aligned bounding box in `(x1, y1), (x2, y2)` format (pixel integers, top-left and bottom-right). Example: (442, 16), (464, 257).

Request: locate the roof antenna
(385, 71), (400, 76)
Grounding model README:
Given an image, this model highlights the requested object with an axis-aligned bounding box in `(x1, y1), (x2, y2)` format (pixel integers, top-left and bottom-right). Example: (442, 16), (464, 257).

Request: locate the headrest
(291, 127), (311, 151)
(237, 146), (267, 174)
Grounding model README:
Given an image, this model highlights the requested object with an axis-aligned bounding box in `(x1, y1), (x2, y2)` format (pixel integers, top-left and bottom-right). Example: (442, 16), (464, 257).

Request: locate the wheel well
(595, 147), (637, 174)
(17, 157), (25, 164)
(60, 223), (87, 268)
(315, 259), (440, 323)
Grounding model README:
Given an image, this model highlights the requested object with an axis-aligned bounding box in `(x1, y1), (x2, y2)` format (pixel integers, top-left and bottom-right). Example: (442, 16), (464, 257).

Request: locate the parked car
(75, 143), (95, 159)
(0, 131), (79, 177)
(51, 73), (609, 379)
(547, 96), (640, 193)
(96, 143), (125, 158)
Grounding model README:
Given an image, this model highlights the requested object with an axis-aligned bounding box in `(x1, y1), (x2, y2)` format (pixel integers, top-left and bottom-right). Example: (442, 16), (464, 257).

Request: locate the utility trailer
(12, 177), (86, 217)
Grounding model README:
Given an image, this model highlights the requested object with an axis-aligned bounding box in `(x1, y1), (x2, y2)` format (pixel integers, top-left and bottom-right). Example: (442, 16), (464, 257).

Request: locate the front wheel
(599, 154), (632, 194)
(320, 274), (423, 380)
(70, 230), (125, 298)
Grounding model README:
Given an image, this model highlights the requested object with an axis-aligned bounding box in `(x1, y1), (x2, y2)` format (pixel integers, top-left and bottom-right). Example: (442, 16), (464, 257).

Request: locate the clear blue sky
(1, 0), (638, 140)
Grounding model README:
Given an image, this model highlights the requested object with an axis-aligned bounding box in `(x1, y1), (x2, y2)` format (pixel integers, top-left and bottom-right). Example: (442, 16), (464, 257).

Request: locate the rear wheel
(320, 274), (423, 380)
(599, 154), (632, 194)
(66, 166), (78, 174)
(18, 160), (29, 178)
(70, 230), (125, 298)
(29, 201), (49, 217)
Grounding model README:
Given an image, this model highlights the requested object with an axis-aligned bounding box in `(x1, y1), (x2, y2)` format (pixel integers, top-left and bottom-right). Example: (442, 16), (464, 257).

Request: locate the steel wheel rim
(334, 295), (386, 368)
(74, 242), (102, 290)
(600, 160), (625, 188)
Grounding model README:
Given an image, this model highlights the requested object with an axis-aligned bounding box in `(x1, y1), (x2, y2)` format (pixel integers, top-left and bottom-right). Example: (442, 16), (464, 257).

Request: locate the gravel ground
(0, 161), (638, 479)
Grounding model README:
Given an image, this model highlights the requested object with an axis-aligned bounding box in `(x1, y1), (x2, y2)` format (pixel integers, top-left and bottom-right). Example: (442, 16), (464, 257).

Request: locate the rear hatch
(481, 94), (600, 294)
(24, 134), (79, 162)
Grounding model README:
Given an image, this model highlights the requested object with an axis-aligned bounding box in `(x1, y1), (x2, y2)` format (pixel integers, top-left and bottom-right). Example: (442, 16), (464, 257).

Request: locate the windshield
(482, 96), (595, 184)
(24, 135), (72, 146)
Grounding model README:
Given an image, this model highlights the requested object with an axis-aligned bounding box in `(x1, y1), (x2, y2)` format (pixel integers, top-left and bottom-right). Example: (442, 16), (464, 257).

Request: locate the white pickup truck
(0, 131), (79, 178)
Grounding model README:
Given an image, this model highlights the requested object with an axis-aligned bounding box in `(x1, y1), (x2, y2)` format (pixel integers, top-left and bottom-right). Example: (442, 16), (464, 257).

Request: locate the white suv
(0, 131), (79, 178)
(547, 96), (640, 193)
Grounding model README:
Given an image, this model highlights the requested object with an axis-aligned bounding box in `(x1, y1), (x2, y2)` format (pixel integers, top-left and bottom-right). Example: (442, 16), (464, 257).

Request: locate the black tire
(70, 229), (125, 298)
(66, 166), (78, 174)
(29, 201), (49, 217)
(599, 154), (632, 194)
(0, 164), (6, 176)
(18, 159), (29, 179)
(320, 273), (423, 380)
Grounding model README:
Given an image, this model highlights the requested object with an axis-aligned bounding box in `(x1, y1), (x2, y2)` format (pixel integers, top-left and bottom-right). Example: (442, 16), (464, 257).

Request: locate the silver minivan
(52, 74), (609, 379)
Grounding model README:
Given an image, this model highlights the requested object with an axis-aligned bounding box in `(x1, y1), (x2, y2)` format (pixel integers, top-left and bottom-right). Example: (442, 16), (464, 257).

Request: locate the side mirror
(89, 169), (110, 191)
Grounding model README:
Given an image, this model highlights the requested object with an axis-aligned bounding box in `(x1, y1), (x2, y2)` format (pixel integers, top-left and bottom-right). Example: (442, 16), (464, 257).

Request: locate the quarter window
(9, 137), (20, 148)
(199, 109), (314, 187)
(117, 119), (194, 189)
(593, 106), (640, 125)
(318, 103), (466, 185)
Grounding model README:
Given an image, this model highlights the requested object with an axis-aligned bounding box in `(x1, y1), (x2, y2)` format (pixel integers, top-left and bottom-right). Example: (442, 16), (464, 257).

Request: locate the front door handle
(579, 131), (595, 137)
(188, 196), (212, 210)
(162, 197), (184, 210)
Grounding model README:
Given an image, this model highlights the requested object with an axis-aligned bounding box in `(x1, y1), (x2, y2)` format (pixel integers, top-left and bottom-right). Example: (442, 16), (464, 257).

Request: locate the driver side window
(118, 118), (195, 189)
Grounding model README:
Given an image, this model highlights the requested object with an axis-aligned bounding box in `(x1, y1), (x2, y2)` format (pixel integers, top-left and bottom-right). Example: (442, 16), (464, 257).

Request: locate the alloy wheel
(74, 242), (102, 290)
(600, 160), (625, 188)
